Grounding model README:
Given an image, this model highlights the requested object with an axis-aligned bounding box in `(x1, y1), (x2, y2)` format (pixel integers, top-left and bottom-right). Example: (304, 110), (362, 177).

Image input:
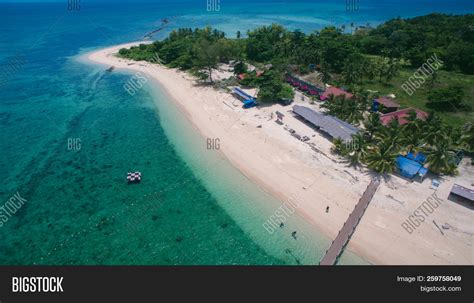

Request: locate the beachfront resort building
(237, 70), (264, 81)
(318, 86), (354, 101)
(449, 184), (474, 204)
(379, 107), (428, 126)
(395, 152), (429, 181)
(373, 96), (400, 113)
(285, 74), (354, 101)
(285, 74), (324, 96)
(292, 105), (359, 141)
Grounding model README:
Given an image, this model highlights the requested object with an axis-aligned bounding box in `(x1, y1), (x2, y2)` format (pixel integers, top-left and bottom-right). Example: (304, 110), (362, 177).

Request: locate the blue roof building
(396, 155), (428, 181)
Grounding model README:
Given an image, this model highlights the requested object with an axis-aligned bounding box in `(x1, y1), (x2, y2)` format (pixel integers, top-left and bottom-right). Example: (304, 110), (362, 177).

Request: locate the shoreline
(85, 42), (473, 265)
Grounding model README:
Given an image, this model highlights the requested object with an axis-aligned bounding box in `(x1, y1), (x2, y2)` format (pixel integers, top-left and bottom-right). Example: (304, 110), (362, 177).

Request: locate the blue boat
(232, 87), (257, 108)
(243, 99), (257, 108)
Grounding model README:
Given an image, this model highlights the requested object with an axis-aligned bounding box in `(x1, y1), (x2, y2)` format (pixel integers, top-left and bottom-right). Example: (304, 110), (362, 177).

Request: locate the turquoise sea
(1, 0), (473, 265)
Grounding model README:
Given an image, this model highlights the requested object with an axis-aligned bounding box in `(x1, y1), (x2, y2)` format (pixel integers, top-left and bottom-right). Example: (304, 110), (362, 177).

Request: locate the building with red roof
(380, 108), (428, 126)
(319, 87), (354, 101)
(374, 97), (400, 112)
(285, 74), (324, 96)
(237, 71), (264, 81)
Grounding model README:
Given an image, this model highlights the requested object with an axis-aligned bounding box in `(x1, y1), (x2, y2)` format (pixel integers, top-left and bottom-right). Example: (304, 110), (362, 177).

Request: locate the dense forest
(118, 14), (474, 174)
(119, 14), (474, 118)
(358, 14), (474, 74)
(119, 13), (474, 74)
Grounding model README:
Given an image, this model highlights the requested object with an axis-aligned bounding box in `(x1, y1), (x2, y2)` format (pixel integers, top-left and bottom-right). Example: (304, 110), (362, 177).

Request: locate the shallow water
(1, 0), (471, 265)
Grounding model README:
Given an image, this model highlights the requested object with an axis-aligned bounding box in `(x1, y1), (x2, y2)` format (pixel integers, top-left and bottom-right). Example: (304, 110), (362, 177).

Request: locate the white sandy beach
(87, 42), (473, 265)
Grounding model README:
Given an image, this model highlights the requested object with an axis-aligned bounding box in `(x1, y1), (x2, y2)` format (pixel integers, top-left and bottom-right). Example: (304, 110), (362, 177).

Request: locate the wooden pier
(320, 179), (380, 265)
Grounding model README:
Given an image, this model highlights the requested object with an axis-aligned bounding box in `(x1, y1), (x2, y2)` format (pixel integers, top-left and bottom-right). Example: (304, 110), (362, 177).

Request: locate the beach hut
(373, 97), (400, 113)
(319, 87), (354, 101)
(286, 74), (324, 94)
(406, 152), (427, 164)
(380, 108), (428, 126)
(396, 155), (428, 181)
(308, 85), (320, 96)
(237, 70), (264, 81)
(449, 184), (474, 204)
(292, 105), (359, 141)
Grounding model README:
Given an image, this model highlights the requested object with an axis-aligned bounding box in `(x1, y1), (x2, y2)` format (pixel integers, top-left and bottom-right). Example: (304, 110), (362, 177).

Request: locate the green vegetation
(358, 68), (474, 127)
(256, 70), (294, 102)
(118, 14), (473, 172)
(333, 112), (467, 175)
(118, 27), (241, 83)
(357, 14), (474, 74)
(321, 91), (370, 126)
(427, 85), (466, 111)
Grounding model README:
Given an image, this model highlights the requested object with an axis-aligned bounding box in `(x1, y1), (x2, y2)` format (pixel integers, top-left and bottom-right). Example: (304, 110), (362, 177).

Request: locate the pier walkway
(320, 179), (380, 265)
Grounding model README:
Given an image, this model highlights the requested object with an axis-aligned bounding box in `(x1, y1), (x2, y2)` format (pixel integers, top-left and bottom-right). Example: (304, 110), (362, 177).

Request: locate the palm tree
(353, 88), (371, 113)
(364, 60), (377, 81)
(401, 131), (424, 154)
(424, 137), (457, 174)
(342, 63), (360, 85)
(319, 59), (331, 83)
(400, 111), (424, 153)
(341, 97), (362, 124)
(421, 113), (446, 146)
(374, 56), (388, 82)
(346, 133), (368, 166)
(402, 110), (421, 135)
(364, 112), (383, 142)
(322, 95), (364, 125)
(332, 137), (348, 156)
(385, 58), (400, 82)
(381, 118), (402, 151)
(321, 94), (336, 113)
(366, 141), (398, 173)
(322, 94), (345, 119)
